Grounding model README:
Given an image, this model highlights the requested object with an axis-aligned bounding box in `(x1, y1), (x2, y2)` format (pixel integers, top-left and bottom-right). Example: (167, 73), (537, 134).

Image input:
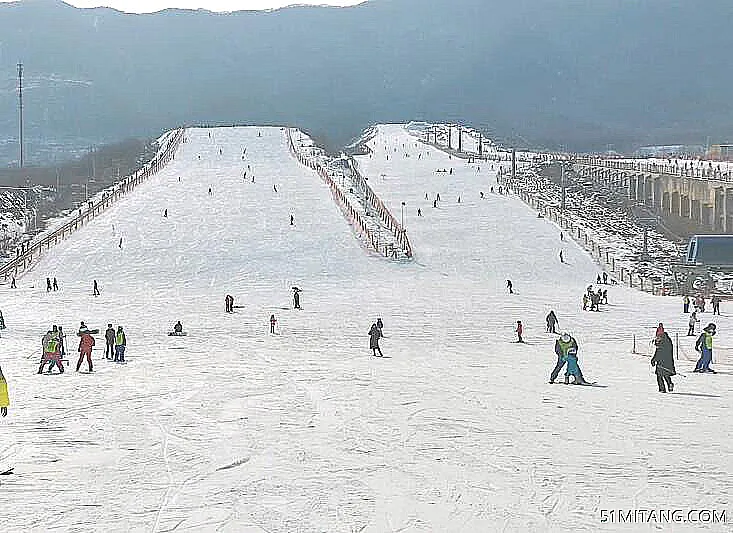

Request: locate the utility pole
(457, 125), (462, 153)
(561, 163), (566, 212)
(447, 126), (452, 150)
(17, 62), (24, 168)
(511, 148), (516, 181)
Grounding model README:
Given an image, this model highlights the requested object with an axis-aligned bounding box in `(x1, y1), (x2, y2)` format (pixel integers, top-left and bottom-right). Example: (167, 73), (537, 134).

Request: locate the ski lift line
(0, 129), (185, 281)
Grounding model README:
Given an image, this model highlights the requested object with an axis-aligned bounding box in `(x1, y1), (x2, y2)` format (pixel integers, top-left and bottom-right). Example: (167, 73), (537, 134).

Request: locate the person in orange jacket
(77, 329), (95, 372)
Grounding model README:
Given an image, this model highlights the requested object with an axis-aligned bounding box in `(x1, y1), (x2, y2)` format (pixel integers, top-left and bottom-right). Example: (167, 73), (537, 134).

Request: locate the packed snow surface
(1, 125), (732, 532)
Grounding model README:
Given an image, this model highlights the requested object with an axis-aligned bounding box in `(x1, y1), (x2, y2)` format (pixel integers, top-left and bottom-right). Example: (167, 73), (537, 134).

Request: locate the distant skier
(651, 331), (675, 393)
(114, 326), (126, 363)
(560, 232), (564, 241)
(687, 311), (699, 336)
(546, 311), (558, 333)
(417, 208), (422, 217)
(0, 362), (8, 417)
(596, 274), (602, 284)
(602, 289), (608, 304)
(10, 277), (15, 289)
(273, 185), (278, 193)
(164, 209), (168, 218)
(290, 215), (295, 226)
(225, 294), (234, 313)
(369, 322), (384, 357)
(293, 287), (301, 309)
(549, 332), (577, 384)
(119, 237), (123, 249)
(53, 277), (58, 291)
(506, 280), (513, 294)
(515, 320), (524, 343)
(208, 187), (213, 195)
(93, 280), (100, 296)
(46, 277), (52, 292)
(270, 314), (277, 334)
(105, 324), (115, 360)
(559, 250), (564, 263)
(433, 200), (437, 208)
(683, 295), (690, 313)
(76, 328), (95, 372)
(172, 321), (184, 335)
(602, 272), (608, 284)
(693, 323), (716, 373)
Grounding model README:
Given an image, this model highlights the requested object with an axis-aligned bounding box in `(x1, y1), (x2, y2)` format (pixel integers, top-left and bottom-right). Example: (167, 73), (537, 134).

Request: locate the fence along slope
(285, 128), (413, 259)
(0, 128), (185, 281)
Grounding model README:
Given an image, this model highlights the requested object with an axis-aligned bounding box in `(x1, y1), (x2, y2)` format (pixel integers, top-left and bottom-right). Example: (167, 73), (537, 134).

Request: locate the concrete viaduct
(574, 159), (733, 233)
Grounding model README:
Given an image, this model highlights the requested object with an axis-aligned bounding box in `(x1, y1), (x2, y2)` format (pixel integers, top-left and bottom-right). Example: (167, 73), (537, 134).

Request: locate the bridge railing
(0, 128), (185, 281)
(577, 157), (733, 181)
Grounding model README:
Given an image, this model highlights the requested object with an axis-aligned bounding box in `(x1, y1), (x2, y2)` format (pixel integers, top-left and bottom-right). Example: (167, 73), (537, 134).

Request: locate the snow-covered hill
(1, 125), (732, 532)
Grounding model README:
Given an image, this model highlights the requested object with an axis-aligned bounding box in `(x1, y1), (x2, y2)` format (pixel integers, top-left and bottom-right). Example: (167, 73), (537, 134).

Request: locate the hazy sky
(1, 0), (364, 12)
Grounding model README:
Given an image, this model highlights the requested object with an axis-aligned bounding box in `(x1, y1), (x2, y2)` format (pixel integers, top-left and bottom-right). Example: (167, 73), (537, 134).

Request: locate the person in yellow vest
(114, 326), (126, 363)
(0, 362), (9, 417)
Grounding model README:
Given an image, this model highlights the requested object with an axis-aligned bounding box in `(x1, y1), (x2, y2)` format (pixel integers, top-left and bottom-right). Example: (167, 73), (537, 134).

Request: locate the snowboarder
(369, 323), (383, 357)
(46, 277), (52, 292)
(114, 326), (126, 363)
(683, 295), (690, 313)
(172, 321), (184, 335)
(0, 362), (8, 417)
(546, 311), (558, 333)
(687, 311), (699, 336)
(105, 324), (115, 360)
(53, 277), (58, 291)
(651, 331), (675, 393)
(515, 320), (524, 343)
(293, 287), (301, 309)
(76, 328), (95, 372)
(93, 280), (100, 296)
(693, 323), (716, 373)
(712, 295), (721, 315)
(270, 314), (277, 334)
(506, 280), (513, 294)
(550, 332), (577, 383)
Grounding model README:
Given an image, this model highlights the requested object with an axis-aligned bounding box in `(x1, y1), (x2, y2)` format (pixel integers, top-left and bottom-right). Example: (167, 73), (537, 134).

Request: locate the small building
(708, 144), (733, 161)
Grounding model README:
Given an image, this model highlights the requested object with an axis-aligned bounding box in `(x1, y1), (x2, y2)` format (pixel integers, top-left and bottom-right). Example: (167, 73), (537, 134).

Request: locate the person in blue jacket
(564, 347), (589, 385)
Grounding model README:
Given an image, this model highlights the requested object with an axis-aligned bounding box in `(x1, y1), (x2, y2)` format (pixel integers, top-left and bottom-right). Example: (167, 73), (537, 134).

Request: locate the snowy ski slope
(1, 125), (732, 532)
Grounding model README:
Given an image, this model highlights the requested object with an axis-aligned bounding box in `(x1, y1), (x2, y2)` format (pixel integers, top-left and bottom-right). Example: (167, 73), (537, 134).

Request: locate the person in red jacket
(77, 329), (95, 372)
(516, 320), (524, 343)
(655, 323), (665, 339)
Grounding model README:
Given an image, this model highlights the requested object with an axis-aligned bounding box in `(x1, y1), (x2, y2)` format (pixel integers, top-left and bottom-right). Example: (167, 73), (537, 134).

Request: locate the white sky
(2, 0), (365, 12)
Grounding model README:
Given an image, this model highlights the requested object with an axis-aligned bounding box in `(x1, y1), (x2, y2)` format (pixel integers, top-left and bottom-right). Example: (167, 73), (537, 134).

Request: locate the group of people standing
(37, 321), (127, 374)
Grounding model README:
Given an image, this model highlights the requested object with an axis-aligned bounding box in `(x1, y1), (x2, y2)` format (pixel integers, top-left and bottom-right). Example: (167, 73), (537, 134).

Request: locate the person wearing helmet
(550, 332), (578, 384)
(693, 323), (717, 373)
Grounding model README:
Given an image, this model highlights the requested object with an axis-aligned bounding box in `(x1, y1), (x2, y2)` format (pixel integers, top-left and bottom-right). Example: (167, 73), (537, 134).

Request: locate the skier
(53, 277), (58, 291)
(93, 280), (100, 296)
(105, 324), (115, 360)
(683, 295), (690, 313)
(602, 272), (608, 284)
(290, 215), (295, 226)
(596, 274), (602, 284)
(433, 200), (437, 208)
(76, 328), (95, 372)
(712, 295), (721, 315)
(10, 277), (15, 289)
(564, 347), (589, 385)
(693, 323), (716, 373)
(164, 209), (168, 218)
(549, 332), (577, 383)
(0, 361), (7, 416)
(46, 277), (52, 292)
(651, 331), (676, 393)
(369, 322), (383, 357)
(515, 320), (524, 343)
(559, 250), (564, 263)
(582, 293), (588, 311)
(506, 280), (513, 294)
(417, 208), (422, 217)
(274, 185), (278, 193)
(293, 287), (302, 309)
(546, 311), (558, 333)
(687, 311), (699, 336)
(208, 187), (213, 195)
(114, 326), (126, 363)
(119, 237), (123, 249)
(270, 314), (277, 334)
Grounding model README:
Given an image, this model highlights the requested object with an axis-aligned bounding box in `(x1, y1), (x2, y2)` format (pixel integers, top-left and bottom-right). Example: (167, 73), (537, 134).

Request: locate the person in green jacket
(114, 326), (127, 363)
(0, 362), (9, 417)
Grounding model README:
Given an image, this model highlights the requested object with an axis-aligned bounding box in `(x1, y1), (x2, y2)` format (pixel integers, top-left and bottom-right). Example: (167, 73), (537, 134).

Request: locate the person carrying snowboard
(114, 326), (126, 363)
(693, 323), (716, 373)
(0, 361), (8, 417)
(77, 328), (95, 372)
(651, 331), (676, 392)
(546, 311), (558, 333)
(550, 332), (577, 384)
(105, 324), (115, 360)
(369, 322), (383, 357)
